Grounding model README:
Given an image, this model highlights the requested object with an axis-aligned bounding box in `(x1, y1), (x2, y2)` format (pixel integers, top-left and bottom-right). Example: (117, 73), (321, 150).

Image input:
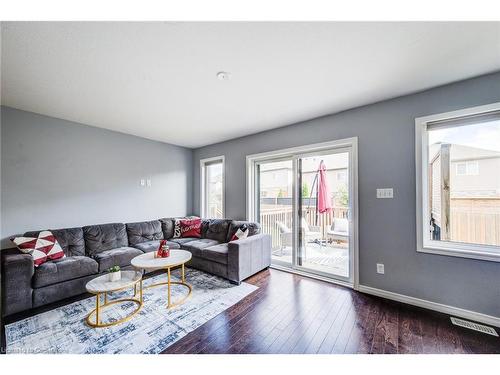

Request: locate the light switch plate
(146, 179), (151, 187)
(376, 263), (385, 274)
(377, 188), (393, 198)
(140, 179), (145, 187)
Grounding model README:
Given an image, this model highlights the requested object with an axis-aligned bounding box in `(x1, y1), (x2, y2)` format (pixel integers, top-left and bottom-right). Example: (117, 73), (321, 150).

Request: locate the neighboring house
(259, 158), (348, 201)
(429, 143), (500, 245)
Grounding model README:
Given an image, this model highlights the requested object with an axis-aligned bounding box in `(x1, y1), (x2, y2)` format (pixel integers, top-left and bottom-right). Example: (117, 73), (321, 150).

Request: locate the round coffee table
(85, 270), (143, 328)
(131, 250), (192, 309)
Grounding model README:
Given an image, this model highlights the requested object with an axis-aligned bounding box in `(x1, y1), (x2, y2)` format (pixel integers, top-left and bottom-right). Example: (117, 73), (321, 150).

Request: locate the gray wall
(1, 106), (192, 248)
(192, 72), (500, 317)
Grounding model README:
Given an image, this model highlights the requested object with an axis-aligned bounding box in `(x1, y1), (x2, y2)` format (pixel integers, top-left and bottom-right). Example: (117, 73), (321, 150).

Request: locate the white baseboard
(358, 285), (500, 328)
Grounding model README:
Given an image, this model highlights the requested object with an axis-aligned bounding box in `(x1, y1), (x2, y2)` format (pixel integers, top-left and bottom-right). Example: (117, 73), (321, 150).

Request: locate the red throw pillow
(179, 217), (202, 238)
(11, 230), (65, 267)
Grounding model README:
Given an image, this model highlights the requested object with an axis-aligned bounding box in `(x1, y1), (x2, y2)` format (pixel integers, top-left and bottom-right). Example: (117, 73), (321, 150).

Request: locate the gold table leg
(95, 293), (100, 326)
(141, 264), (192, 309)
(140, 279), (143, 303)
(167, 267), (171, 308)
(85, 281), (143, 328)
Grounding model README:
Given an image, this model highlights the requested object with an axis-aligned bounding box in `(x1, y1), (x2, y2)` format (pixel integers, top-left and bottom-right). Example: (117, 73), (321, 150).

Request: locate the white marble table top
(86, 270), (142, 294)
(131, 250), (192, 270)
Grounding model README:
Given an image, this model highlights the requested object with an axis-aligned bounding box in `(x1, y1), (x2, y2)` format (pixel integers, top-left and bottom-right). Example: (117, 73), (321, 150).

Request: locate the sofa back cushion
(83, 223), (128, 257)
(24, 227), (85, 257)
(202, 219), (232, 243)
(227, 221), (261, 242)
(159, 218), (175, 239)
(126, 220), (163, 246)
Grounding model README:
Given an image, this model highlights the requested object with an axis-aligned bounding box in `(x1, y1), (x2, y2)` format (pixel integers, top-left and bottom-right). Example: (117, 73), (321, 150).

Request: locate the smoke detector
(217, 71), (231, 81)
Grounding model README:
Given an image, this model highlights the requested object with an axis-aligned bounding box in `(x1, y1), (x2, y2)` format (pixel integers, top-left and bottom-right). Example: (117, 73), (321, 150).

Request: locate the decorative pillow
(173, 219), (182, 238)
(179, 217), (202, 238)
(173, 216), (199, 238)
(11, 230), (65, 267)
(230, 224), (249, 241)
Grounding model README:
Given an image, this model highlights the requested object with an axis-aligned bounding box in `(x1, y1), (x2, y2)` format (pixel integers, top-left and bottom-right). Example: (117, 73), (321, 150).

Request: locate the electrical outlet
(146, 179), (151, 187)
(376, 263), (385, 274)
(140, 179), (145, 187)
(376, 188), (393, 199)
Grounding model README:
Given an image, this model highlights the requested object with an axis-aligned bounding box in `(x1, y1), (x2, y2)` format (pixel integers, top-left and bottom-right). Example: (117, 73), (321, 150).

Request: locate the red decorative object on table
(157, 239), (170, 258)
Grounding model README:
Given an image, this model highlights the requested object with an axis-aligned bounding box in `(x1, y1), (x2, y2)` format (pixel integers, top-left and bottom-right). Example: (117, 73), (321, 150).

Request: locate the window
(455, 162), (467, 176)
(200, 156), (224, 219)
(455, 161), (479, 176)
(416, 102), (500, 262)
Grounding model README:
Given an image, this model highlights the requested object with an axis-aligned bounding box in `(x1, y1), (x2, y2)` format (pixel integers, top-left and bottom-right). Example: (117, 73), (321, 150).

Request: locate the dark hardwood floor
(2, 268), (499, 354)
(163, 268), (500, 354)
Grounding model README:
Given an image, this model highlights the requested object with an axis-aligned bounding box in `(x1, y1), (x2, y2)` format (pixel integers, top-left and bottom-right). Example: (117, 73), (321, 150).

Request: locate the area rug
(5, 269), (257, 354)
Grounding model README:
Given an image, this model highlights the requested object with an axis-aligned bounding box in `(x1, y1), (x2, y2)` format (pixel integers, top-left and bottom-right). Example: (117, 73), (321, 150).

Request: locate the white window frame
(415, 102), (500, 262)
(200, 155), (225, 219)
(466, 161), (479, 176)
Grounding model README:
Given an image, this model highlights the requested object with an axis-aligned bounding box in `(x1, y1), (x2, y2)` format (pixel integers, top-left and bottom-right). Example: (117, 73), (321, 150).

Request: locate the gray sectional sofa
(1, 218), (271, 317)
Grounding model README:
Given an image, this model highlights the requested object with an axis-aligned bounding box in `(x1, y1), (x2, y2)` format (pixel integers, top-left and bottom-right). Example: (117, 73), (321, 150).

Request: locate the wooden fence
(260, 205), (348, 249)
(449, 198), (500, 246)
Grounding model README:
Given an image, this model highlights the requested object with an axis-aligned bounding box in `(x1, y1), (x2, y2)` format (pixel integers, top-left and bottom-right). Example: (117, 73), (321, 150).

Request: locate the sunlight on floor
(272, 242), (349, 278)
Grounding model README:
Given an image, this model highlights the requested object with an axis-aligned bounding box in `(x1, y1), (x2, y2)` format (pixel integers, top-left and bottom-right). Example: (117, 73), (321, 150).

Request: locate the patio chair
(300, 218), (323, 244)
(275, 220), (323, 259)
(326, 217), (349, 243)
(276, 221), (292, 256)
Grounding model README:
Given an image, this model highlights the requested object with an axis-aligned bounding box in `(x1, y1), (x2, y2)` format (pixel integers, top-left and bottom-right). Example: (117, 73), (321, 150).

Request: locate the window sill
(418, 243), (500, 263)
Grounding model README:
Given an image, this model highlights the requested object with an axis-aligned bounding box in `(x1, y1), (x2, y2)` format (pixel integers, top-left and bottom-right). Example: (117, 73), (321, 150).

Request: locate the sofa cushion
(181, 238), (221, 258)
(126, 220), (163, 246)
(227, 221), (261, 242)
(25, 227), (85, 257)
(159, 218), (175, 239)
(169, 237), (199, 246)
(33, 256), (98, 288)
(93, 247), (143, 272)
(202, 219), (232, 242)
(202, 243), (229, 264)
(133, 240), (180, 253)
(83, 223), (128, 257)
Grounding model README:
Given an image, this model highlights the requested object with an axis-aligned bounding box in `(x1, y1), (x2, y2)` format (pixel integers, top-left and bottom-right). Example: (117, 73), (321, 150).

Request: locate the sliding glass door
(297, 150), (350, 281)
(250, 140), (356, 285)
(257, 158), (294, 268)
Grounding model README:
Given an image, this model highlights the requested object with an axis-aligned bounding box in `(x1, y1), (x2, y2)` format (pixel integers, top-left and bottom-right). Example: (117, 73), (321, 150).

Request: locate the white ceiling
(2, 22), (500, 148)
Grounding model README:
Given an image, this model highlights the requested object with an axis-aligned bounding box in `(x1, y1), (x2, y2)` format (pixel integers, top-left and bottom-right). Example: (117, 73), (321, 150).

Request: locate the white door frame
(246, 137), (359, 289)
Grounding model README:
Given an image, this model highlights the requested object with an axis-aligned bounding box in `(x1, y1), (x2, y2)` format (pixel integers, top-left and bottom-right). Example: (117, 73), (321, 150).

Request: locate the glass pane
(205, 161), (223, 218)
(298, 152), (349, 278)
(258, 159), (294, 267)
(428, 120), (500, 246)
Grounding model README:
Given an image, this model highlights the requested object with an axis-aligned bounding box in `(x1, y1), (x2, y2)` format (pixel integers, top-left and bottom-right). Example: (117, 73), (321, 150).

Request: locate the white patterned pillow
(12, 230), (65, 267)
(173, 219), (182, 238)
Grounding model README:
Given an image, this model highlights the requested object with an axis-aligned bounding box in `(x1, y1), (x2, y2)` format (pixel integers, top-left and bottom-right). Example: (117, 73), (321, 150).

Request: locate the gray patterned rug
(5, 269), (257, 354)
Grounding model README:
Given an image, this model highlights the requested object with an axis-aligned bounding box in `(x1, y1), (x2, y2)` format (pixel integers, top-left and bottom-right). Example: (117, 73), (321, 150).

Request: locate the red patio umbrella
(317, 160), (332, 214)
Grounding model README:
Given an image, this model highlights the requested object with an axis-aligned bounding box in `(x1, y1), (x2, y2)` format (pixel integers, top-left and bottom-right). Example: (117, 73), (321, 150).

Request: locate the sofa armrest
(1, 248), (34, 316)
(227, 233), (271, 283)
